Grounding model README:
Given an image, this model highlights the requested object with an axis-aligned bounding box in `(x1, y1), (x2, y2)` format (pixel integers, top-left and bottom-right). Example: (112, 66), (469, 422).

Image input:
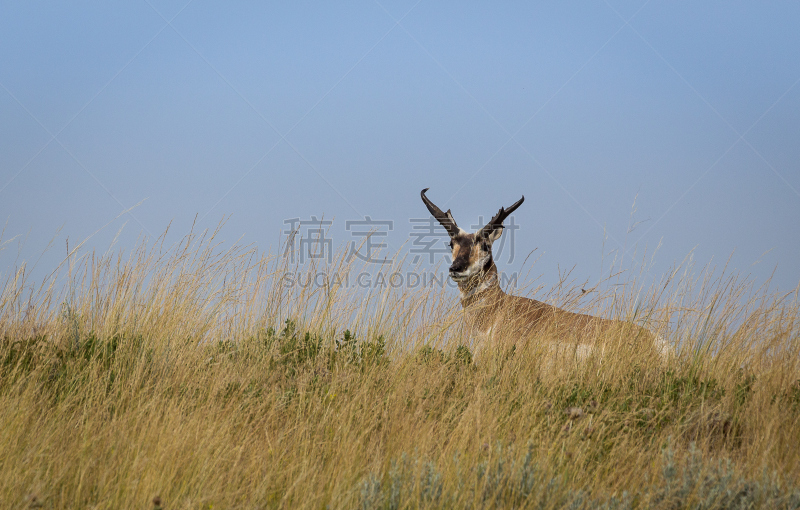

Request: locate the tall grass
(1, 227), (799, 509)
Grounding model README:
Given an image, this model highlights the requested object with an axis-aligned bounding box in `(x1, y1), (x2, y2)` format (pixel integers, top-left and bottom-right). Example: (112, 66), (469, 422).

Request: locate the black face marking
(448, 232), (493, 277)
(449, 235), (472, 274)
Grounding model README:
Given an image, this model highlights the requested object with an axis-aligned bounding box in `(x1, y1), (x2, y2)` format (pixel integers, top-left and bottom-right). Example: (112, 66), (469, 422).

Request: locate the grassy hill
(1, 231), (798, 509)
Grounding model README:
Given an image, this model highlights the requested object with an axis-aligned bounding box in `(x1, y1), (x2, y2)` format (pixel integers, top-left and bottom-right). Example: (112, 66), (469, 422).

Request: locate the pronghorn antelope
(420, 188), (669, 361)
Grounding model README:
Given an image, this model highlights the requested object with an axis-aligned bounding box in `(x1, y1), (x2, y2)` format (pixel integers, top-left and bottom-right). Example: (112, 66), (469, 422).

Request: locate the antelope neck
(458, 263), (502, 303)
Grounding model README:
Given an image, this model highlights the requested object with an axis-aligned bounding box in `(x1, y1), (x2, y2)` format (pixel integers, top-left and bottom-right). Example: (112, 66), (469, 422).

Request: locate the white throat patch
(460, 271), (498, 301)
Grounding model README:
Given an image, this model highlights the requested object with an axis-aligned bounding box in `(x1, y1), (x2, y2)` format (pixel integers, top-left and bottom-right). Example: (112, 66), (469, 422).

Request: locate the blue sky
(1, 1), (799, 296)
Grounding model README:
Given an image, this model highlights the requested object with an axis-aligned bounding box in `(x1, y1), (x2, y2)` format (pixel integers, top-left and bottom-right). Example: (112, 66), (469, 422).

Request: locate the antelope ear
(486, 226), (503, 244)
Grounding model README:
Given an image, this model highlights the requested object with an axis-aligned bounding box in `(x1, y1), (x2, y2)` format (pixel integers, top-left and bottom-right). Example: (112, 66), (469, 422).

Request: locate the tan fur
(457, 263), (659, 359)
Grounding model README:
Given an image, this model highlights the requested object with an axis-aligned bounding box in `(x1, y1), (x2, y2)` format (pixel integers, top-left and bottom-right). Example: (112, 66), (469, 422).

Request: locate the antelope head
(420, 188), (524, 285)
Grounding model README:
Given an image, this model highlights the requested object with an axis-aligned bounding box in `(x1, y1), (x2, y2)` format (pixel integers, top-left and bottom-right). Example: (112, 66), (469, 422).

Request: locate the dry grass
(1, 227), (799, 509)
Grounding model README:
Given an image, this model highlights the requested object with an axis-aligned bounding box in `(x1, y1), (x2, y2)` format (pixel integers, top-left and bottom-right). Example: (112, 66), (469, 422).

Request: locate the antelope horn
(420, 188), (459, 237)
(478, 196), (524, 238)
